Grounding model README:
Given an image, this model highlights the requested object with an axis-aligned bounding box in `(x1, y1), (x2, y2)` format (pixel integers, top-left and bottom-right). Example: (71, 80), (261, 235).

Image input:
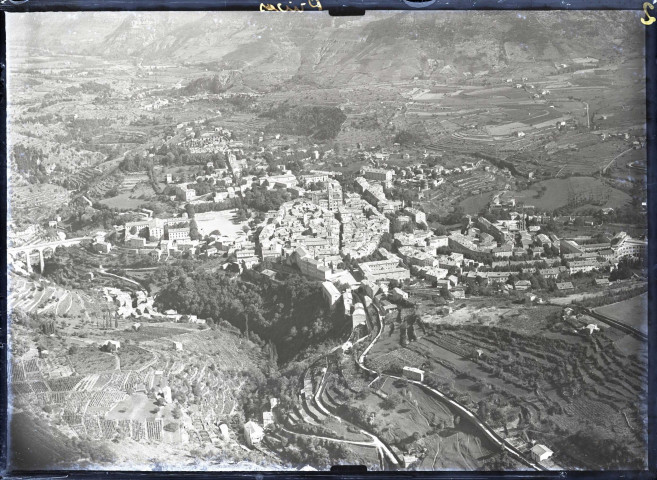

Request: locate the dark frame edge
(0, 5), (655, 480)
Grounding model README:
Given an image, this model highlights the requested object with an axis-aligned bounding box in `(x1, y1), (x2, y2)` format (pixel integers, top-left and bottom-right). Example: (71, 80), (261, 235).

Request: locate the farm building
(263, 411), (274, 428)
(173, 341), (183, 351)
(219, 423), (230, 442)
(161, 386), (172, 404)
(525, 293), (539, 305)
(243, 421), (264, 447)
(531, 444), (554, 462)
(402, 366), (424, 382)
(556, 282), (574, 291)
(452, 287), (466, 299)
(514, 280), (531, 291)
(583, 324), (600, 334)
(93, 241), (112, 254)
(403, 455), (419, 468)
(260, 269), (277, 280)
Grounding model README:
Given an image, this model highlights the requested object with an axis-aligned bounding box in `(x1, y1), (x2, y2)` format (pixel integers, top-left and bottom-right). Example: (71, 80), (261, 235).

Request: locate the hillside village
(6, 10), (648, 473)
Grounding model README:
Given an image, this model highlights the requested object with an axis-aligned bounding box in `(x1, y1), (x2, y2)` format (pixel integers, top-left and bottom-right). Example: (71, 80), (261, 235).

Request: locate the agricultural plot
(595, 293), (647, 335)
(117, 345), (154, 371)
(11, 361), (27, 383)
(113, 325), (193, 344)
(87, 391), (129, 413)
(99, 192), (150, 210)
(333, 357), (499, 470)
(368, 302), (646, 469)
(9, 275), (105, 325)
(48, 375), (83, 391)
(86, 174), (123, 199)
(65, 167), (98, 190)
(10, 184), (70, 222)
(173, 328), (267, 371)
(513, 176), (629, 211)
(69, 347), (117, 374)
(366, 347), (426, 373)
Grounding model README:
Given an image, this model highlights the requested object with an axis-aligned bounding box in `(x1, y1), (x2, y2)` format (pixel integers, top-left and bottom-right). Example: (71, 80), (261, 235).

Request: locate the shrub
(164, 422), (179, 432)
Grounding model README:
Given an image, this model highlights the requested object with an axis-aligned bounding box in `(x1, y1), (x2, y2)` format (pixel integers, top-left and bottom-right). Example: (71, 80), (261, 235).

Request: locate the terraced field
(9, 276), (100, 319)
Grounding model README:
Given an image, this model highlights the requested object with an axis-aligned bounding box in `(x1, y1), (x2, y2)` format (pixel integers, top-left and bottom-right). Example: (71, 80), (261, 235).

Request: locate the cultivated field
(368, 302), (647, 469)
(514, 177), (630, 211)
(595, 293), (647, 335)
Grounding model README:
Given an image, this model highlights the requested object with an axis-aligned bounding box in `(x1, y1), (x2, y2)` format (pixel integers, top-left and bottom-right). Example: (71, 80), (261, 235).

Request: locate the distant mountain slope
(9, 11), (642, 87)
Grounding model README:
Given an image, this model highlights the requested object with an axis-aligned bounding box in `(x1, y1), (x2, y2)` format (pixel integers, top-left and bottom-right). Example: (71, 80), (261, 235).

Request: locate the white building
(322, 281), (341, 309)
(168, 228), (190, 242)
(352, 302), (367, 329)
(162, 386), (172, 404)
(262, 411), (274, 428)
(342, 290), (353, 316)
(530, 444), (554, 463)
(219, 423), (230, 442)
(243, 421), (264, 447)
(402, 366), (424, 382)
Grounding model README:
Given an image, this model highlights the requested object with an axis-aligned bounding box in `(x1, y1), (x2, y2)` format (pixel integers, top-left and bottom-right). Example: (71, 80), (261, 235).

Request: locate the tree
(381, 394), (402, 410)
(185, 203), (195, 219)
(610, 257), (633, 281)
(189, 220), (201, 241)
(164, 422), (179, 432)
(379, 232), (394, 252)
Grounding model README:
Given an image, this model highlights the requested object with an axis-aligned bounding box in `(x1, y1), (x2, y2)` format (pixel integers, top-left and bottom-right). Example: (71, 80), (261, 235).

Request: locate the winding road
(356, 303), (546, 472)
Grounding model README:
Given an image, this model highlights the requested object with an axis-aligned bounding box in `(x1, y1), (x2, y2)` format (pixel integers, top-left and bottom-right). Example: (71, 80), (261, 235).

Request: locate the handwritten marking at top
(260, 0), (322, 11)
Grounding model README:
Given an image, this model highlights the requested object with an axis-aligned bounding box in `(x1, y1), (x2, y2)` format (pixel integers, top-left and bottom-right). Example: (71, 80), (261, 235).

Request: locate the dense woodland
(260, 104), (347, 141)
(149, 266), (348, 363)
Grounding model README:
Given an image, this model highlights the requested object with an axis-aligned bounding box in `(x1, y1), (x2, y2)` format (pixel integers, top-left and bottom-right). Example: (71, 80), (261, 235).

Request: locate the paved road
(358, 304), (546, 472)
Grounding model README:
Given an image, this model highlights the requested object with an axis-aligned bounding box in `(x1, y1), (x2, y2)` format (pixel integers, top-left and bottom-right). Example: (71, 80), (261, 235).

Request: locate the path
(602, 147), (634, 174)
(97, 266), (144, 289)
(357, 304), (545, 471)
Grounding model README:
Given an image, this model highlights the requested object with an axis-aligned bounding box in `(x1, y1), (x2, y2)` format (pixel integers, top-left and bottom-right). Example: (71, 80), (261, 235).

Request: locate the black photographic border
(0, 3), (654, 479)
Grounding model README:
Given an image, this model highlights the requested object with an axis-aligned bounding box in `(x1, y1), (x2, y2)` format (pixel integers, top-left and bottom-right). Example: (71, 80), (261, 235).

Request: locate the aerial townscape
(6, 11), (648, 472)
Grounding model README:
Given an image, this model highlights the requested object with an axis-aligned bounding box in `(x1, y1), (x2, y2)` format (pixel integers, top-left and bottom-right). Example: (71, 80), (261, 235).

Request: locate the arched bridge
(8, 237), (91, 273)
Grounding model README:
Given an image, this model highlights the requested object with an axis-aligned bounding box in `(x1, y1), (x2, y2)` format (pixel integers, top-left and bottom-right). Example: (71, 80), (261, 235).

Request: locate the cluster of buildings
(84, 115), (647, 334)
(259, 201), (341, 260)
